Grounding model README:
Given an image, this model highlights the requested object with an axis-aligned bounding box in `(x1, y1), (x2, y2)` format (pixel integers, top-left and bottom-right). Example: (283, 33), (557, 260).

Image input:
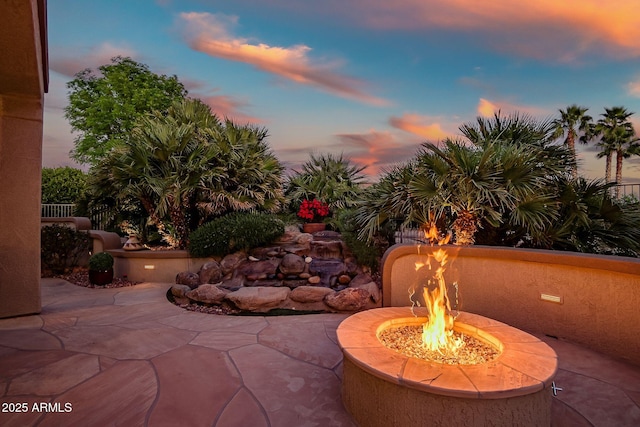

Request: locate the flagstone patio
(0, 279), (639, 426)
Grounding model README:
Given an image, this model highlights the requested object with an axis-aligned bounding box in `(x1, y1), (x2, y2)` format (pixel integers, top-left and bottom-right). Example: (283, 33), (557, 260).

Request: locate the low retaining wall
(382, 244), (640, 366)
(108, 249), (214, 283)
(41, 217), (91, 230)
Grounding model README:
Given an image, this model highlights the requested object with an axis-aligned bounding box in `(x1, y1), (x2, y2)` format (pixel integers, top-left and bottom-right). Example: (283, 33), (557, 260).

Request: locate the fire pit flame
(412, 224), (462, 355)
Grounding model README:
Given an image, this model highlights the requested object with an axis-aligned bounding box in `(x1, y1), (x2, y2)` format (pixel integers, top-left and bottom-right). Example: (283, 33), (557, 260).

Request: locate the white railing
(616, 184), (640, 200)
(41, 203), (75, 217)
(41, 203), (110, 230)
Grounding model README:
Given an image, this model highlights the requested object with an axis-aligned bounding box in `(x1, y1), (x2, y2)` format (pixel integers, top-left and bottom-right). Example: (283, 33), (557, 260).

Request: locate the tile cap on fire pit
(337, 307), (557, 399)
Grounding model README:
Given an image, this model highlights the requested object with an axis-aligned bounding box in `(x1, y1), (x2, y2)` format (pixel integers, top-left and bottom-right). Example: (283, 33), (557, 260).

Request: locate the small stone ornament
(123, 235), (144, 251)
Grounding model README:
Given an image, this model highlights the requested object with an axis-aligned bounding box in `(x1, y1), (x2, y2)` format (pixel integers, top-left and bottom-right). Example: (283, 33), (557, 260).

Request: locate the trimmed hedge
(188, 212), (285, 258)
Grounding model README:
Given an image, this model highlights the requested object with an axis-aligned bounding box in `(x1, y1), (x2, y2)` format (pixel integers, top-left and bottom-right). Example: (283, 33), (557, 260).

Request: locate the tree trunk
(605, 154), (612, 183)
(615, 149), (624, 199)
(568, 131), (577, 179)
(452, 211), (477, 246)
(167, 196), (190, 249)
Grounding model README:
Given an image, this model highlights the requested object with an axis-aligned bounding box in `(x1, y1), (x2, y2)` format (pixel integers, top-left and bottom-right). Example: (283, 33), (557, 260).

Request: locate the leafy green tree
(90, 98), (284, 248)
(593, 107), (639, 197)
(286, 153), (367, 211)
(65, 56), (187, 165)
(552, 105), (593, 178)
(41, 167), (87, 204)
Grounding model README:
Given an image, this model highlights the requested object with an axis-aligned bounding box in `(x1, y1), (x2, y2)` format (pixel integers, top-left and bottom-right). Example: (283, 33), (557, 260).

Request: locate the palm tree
(552, 105), (593, 178)
(354, 162), (430, 242)
(460, 111), (575, 176)
(90, 98), (284, 248)
(409, 140), (557, 245)
(542, 177), (640, 255)
(593, 106), (639, 197)
(286, 153), (367, 211)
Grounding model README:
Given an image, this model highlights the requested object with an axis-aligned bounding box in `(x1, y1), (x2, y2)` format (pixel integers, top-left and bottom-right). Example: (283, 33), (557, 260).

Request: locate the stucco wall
(382, 244), (640, 366)
(109, 249), (214, 283)
(0, 0), (47, 319)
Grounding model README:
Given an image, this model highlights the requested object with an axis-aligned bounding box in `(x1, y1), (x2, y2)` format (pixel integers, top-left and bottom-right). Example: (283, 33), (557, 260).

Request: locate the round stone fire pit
(337, 307), (557, 427)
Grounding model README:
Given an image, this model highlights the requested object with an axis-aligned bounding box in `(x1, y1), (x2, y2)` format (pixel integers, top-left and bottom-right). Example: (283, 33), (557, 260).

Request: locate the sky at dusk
(44, 0), (640, 182)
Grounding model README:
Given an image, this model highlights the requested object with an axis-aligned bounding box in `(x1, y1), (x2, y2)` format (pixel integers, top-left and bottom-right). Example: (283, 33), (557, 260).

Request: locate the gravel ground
(378, 325), (500, 365)
(54, 268), (140, 289)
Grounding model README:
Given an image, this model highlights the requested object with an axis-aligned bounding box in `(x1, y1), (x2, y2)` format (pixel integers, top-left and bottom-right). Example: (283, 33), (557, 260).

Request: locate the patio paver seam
(144, 358), (162, 427)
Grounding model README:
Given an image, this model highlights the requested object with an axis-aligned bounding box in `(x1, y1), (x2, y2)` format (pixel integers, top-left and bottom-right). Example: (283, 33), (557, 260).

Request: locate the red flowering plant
(297, 199), (330, 223)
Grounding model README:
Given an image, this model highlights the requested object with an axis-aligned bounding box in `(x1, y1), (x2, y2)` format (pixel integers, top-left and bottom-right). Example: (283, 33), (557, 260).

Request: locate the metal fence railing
(41, 203), (109, 230)
(41, 203), (75, 217)
(394, 228), (424, 244)
(616, 184), (640, 200)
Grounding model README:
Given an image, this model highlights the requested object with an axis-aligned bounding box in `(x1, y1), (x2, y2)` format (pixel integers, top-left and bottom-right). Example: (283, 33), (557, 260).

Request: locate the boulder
(219, 276), (244, 290)
(279, 244), (310, 256)
(309, 259), (346, 286)
(220, 252), (247, 275)
(247, 279), (283, 287)
(274, 226), (302, 244)
(282, 279), (309, 288)
(279, 253), (306, 275)
(186, 284), (229, 304)
(350, 281), (382, 303)
(238, 259), (280, 279)
(175, 271), (200, 289)
(170, 284), (192, 298)
(295, 233), (314, 245)
(198, 261), (222, 284)
(310, 240), (343, 259)
(349, 273), (374, 287)
(225, 287), (290, 311)
(290, 286), (334, 303)
(324, 288), (369, 311)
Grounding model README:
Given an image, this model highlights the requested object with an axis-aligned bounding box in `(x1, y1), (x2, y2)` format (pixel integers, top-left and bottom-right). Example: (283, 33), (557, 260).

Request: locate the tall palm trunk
(567, 132), (578, 179)
(604, 154), (612, 183)
(615, 149), (624, 198)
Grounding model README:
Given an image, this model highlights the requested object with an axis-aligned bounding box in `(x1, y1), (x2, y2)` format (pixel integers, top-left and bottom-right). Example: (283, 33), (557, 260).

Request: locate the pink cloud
(49, 42), (137, 77)
(199, 94), (263, 124)
(335, 131), (422, 176)
(178, 12), (389, 106)
(476, 98), (547, 118)
(389, 114), (449, 141)
(240, 1), (640, 61)
(629, 79), (640, 98)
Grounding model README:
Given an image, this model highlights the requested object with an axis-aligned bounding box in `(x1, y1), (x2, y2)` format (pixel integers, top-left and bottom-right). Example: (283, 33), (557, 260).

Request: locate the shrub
(188, 212), (285, 257)
(88, 252), (114, 271)
(334, 209), (382, 271)
(41, 224), (91, 275)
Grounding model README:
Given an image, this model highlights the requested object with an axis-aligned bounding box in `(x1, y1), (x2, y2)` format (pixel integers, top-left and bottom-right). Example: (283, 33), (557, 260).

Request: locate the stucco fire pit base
(337, 307), (558, 427)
